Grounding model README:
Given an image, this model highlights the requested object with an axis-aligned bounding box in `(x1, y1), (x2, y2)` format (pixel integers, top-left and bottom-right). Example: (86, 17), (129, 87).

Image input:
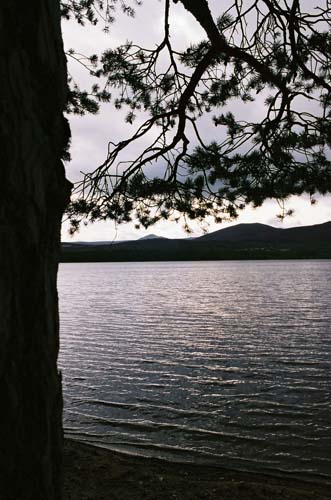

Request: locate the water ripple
(58, 260), (331, 483)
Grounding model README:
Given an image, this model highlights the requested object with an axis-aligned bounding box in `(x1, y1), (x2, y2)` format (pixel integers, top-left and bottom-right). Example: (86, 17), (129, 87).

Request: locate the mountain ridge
(197, 221), (331, 243)
(61, 221), (331, 262)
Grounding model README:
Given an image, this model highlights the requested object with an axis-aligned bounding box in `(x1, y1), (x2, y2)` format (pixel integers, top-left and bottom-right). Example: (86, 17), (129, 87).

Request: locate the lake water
(58, 260), (331, 483)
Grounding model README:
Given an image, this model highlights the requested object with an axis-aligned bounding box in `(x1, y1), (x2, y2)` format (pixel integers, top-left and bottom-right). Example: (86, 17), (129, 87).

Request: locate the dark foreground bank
(64, 440), (331, 500)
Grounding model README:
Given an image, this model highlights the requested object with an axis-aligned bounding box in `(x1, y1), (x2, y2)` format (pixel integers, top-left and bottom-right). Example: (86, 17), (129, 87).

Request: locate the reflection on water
(58, 260), (331, 482)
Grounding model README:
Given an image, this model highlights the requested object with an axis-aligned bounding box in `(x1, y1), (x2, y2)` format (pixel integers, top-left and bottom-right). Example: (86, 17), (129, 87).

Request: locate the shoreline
(64, 439), (331, 499)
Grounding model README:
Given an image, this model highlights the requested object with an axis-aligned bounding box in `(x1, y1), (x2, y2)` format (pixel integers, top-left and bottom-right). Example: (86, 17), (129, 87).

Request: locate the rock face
(0, 1), (70, 499)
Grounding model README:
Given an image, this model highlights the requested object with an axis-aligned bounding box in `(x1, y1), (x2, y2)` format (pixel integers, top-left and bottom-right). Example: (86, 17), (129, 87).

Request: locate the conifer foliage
(63, 0), (331, 231)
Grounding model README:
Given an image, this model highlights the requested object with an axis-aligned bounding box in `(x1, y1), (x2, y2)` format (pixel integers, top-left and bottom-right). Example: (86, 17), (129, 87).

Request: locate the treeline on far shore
(60, 239), (331, 262)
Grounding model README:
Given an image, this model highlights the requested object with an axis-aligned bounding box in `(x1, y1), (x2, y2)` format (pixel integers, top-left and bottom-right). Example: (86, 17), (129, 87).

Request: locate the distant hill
(197, 223), (279, 242)
(197, 221), (331, 243)
(138, 234), (168, 241)
(61, 221), (331, 262)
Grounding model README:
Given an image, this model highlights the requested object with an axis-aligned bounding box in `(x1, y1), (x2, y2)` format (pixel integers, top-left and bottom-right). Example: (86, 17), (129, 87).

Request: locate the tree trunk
(0, 1), (70, 499)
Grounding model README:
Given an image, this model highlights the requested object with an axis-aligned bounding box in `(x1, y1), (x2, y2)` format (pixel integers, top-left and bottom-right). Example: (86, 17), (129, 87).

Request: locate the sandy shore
(64, 439), (330, 500)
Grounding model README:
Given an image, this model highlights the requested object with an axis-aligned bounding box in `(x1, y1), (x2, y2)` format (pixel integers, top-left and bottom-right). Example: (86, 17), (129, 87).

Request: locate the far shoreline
(61, 221), (331, 262)
(64, 439), (331, 500)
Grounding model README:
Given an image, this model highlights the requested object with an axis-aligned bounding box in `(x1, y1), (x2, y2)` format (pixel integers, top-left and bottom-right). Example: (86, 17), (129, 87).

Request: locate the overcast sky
(61, 0), (331, 242)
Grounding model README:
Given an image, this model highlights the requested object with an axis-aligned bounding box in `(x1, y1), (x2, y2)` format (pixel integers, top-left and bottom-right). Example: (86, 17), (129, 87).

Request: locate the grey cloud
(62, 0), (331, 241)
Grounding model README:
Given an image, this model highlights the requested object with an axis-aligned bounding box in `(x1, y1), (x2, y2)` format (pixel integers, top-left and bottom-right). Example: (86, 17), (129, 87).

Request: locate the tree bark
(0, 1), (70, 499)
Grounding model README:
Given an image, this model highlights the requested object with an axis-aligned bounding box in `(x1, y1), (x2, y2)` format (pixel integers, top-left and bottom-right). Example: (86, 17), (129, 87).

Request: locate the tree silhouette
(0, 1), (70, 498)
(64, 0), (331, 232)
